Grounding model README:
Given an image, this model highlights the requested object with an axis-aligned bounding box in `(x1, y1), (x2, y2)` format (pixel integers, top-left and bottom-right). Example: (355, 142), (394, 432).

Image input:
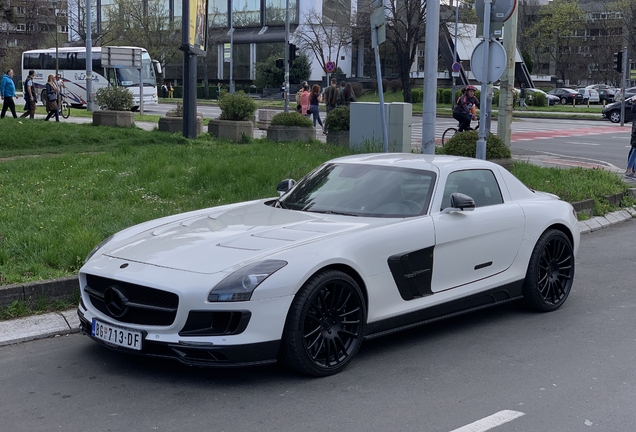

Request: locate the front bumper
(78, 312), (280, 367)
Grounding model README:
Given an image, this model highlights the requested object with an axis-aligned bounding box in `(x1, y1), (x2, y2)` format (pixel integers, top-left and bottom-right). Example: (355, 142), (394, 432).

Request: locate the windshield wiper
(306, 209), (358, 217)
(275, 199), (289, 209)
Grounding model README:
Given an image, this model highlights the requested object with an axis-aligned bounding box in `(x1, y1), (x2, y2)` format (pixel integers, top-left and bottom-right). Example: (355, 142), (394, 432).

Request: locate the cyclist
(453, 85), (480, 132)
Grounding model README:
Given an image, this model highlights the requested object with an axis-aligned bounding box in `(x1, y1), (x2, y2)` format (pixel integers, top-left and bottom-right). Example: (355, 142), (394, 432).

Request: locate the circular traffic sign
(475, 0), (516, 22)
(470, 40), (507, 84)
(452, 62), (461, 73)
(325, 61), (336, 73)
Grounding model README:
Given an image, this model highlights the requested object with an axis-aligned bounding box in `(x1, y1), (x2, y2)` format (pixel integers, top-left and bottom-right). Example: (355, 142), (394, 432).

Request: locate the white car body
(78, 154), (580, 376)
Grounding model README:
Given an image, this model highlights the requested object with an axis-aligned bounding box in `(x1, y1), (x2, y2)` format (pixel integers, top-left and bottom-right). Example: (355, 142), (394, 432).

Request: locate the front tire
(609, 111), (621, 123)
(442, 127), (457, 145)
(560, 97), (568, 105)
(280, 270), (366, 377)
(522, 229), (574, 312)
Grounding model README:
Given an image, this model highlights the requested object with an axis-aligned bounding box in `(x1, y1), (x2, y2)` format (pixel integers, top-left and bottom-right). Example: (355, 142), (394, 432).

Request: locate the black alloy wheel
(522, 229), (575, 312)
(281, 270), (366, 376)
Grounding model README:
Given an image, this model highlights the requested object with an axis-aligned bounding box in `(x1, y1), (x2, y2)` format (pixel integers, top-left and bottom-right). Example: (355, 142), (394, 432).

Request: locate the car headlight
(85, 234), (115, 263)
(208, 260), (287, 302)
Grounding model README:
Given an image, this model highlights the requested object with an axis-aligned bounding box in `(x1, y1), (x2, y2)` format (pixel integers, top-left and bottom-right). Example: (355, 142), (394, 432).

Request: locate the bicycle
(59, 93), (71, 119)
(441, 118), (480, 145)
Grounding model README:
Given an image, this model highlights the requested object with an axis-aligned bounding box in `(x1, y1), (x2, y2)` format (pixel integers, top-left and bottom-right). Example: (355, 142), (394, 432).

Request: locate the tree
(255, 54), (311, 88)
(382, 0), (427, 103)
(525, 0), (586, 85)
(103, 0), (181, 75)
(294, 8), (352, 79)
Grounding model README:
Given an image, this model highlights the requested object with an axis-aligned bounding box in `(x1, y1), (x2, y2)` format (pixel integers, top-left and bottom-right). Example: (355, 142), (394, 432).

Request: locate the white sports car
(77, 154), (579, 376)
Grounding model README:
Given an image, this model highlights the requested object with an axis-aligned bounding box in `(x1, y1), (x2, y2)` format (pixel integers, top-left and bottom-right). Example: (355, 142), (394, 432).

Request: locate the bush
(324, 107), (350, 132)
(270, 111), (313, 127)
(95, 85), (134, 111)
(531, 93), (547, 107)
(411, 88), (423, 104)
(441, 88), (453, 104)
(351, 82), (363, 98)
(388, 79), (402, 92)
(442, 130), (511, 160)
(218, 91), (257, 121)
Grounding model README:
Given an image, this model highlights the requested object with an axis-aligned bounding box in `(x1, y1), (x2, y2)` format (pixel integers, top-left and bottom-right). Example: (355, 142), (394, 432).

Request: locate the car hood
(102, 201), (377, 274)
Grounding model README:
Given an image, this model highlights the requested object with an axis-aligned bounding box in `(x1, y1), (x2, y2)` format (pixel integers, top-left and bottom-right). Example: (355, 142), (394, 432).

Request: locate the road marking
(449, 410), (525, 432)
(565, 142), (600, 145)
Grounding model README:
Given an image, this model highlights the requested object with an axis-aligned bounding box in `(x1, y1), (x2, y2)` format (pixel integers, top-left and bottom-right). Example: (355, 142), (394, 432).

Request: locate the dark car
(547, 88), (584, 105)
(601, 99), (634, 123)
(596, 89), (613, 103)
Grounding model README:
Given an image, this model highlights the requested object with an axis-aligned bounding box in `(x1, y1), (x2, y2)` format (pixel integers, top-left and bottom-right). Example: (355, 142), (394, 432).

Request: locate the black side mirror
(442, 192), (476, 214)
(277, 179), (296, 196)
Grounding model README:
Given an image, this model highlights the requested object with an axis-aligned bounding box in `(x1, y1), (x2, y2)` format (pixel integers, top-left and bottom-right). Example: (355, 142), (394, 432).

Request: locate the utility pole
(497, 2), (518, 148)
(421, 0), (440, 154)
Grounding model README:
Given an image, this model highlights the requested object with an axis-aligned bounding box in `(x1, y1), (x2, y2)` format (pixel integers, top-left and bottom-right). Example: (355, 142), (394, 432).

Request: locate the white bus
(21, 46), (160, 110)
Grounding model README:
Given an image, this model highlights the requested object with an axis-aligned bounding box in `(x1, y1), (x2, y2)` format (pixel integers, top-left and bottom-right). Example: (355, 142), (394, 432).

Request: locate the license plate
(91, 319), (142, 351)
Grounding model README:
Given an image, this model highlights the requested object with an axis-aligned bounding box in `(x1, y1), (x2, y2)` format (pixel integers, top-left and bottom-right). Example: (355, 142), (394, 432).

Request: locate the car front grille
(84, 274), (179, 326)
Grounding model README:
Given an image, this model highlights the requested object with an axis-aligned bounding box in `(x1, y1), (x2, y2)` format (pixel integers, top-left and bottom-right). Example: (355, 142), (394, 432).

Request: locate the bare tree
(294, 8), (352, 78)
(66, 0), (121, 46)
(103, 0), (181, 73)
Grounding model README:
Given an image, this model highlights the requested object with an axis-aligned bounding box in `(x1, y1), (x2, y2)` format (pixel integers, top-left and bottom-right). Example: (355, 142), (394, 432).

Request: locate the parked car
(614, 87), (636, 102)
(596, 89), (613, 103)
(526, 88), (559, 106)
(547, 88), (584, 105)
(601, 98), (635, 123)
(576, 88), (600, 104)
(77, 154), (580, 376)
(586, 84), (617, 99)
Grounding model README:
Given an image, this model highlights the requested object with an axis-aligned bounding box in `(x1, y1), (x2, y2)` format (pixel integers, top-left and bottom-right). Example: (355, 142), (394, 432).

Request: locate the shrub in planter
(442, 130), (511, 160)
(324, 107), (350, 132)
(95, 85), (134, 111)
(270, 111), (313, 127)
(218, 91), (257, 121)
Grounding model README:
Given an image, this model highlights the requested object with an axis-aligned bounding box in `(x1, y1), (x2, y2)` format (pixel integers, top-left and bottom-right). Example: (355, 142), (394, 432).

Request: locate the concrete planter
(158, 115), (203, 135)
(92, 110), (134, 127)
(326, 130), (349, 147)
(258, 109), (277, 130)
(267, 125), (316, 143)
(208, 119), (254, 142)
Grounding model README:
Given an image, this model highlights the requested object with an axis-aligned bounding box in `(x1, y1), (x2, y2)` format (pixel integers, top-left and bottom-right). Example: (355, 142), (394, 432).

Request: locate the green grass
(0, 120), (631, 289)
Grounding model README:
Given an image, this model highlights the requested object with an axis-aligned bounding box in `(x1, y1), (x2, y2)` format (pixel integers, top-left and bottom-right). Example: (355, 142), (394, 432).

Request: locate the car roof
(330, 153), (500, 173)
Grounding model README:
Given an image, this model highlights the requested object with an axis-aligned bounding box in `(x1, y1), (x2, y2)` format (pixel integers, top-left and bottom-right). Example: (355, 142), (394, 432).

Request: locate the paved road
(2, 220), (636, 431)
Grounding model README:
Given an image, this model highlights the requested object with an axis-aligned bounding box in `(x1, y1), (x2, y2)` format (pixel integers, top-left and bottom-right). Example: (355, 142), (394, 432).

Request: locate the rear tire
(61, 102), (70, 119)
(280, 270), (366, 377)
(522, 229), (574, 312)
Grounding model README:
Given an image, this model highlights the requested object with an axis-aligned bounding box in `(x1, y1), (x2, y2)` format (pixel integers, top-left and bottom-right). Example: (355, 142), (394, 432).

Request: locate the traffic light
(288, 43), (297, 62)
(614, 51), (623, 73)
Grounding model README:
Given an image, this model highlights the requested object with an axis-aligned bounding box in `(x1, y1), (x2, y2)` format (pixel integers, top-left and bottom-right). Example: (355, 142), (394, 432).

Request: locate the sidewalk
(2, 114), (636, 347)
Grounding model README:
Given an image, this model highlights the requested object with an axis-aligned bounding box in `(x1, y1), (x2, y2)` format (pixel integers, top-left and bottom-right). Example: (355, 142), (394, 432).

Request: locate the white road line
(565, 142), (601, 145)
(449, 410), (525, 432)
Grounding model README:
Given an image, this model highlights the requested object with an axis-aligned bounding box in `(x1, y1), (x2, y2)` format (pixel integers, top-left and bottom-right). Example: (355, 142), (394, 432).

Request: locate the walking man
(519, 83), (529, 110)
(20, 70), (37, 119)
(1, 69), (18, 118)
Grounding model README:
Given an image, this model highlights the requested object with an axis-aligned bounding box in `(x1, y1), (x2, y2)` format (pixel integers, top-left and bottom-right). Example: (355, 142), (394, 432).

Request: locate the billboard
(188, 0), (208, 55)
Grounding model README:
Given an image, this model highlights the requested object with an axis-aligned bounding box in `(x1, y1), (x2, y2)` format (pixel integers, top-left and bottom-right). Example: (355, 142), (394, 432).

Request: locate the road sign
(470, 40), (507, 83)
(452, 62), (461, 73)
(475, 0), (516, 22)
(101, 47), (142, 68)
(325, 61), (336, 73)
(370, 7), (386, 48)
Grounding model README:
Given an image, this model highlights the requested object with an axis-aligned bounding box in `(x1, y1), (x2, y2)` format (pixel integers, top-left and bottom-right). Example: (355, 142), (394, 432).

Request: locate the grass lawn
(0, 120), (630, 290)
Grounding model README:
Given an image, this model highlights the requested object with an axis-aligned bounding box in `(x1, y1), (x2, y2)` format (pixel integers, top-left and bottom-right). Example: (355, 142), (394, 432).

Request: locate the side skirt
(363, 280), (524, 340)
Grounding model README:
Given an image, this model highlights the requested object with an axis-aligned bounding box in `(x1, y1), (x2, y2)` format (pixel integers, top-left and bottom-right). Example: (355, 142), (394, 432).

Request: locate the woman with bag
(299, 84), (311, 118)
(44, 74), (59, 122)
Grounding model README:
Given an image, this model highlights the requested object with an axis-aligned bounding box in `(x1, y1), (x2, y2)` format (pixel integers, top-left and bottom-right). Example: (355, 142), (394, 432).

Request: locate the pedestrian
(161, 83), (168, 98)
(168, 82), (174, 98)
(299, 84), (311, 117)
(323, 78), (339, 114)
(519, 83), (529, 110)
(55, 73), (65, 116)
(1, 69), (18, 118)
(452, 85), (479, 132)
(340, 81), (346, 94)
(217, 82), (222, 100)
(280, 82), (286, 100)
(44, 74), (60, 122)
(308, 84), (323, 130)
(20, 69), (37, 119)
(336, 83), (356, 107)
(626, 96), (636, 177)
(296, 81), (308, 113)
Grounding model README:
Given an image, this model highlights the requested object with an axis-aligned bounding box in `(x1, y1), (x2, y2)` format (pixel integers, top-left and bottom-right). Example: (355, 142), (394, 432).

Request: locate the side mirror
(442, 192), (476, 214)
(277, 179), (296, 196)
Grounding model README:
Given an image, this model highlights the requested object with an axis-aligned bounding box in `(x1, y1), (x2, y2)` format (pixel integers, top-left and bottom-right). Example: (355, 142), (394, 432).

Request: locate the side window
(441, 169), (503, 209)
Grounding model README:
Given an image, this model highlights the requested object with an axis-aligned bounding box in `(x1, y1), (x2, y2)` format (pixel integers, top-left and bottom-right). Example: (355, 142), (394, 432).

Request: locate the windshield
(279, 163), (436, 217)
(116, 53), (156, 87)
